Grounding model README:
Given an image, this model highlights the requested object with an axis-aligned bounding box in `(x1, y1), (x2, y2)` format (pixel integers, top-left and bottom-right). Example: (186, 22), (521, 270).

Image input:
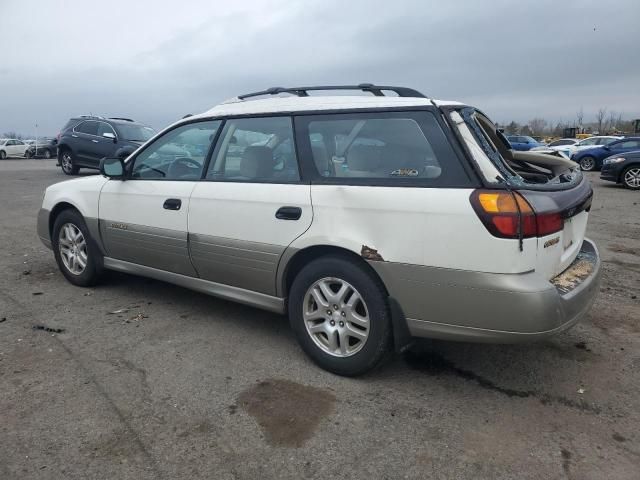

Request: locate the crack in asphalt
(0, 288), (165, 479)
(403, 351), (602, 414)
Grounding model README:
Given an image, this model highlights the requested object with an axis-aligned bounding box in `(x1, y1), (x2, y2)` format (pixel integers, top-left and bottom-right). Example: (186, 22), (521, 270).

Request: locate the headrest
(240, 146), (273, 178)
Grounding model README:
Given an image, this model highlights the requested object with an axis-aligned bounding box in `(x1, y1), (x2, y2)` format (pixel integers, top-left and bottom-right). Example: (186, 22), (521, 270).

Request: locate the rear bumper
(371, 239), (601, 343)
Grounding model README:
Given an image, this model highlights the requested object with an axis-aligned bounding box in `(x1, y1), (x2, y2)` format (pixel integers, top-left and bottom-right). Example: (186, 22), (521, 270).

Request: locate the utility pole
(35, 123), (38, 156)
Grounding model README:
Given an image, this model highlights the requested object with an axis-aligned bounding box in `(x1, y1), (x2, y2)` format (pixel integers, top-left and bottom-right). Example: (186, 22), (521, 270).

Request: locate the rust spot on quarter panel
(238, 379), (335, 447)
(361, 245), (384, 261)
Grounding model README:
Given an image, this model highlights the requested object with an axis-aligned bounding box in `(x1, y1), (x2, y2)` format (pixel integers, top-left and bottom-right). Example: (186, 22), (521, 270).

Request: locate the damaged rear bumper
(370, 239), (601, 343)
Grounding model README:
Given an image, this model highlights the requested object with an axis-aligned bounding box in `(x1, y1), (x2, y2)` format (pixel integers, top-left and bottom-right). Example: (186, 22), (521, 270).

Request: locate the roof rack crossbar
(237, 84), (426, 100)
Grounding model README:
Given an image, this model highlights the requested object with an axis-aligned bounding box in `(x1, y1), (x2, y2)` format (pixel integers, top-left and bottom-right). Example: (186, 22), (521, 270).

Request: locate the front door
(189, 116), (312, 296)
(98, 120), (222, 276)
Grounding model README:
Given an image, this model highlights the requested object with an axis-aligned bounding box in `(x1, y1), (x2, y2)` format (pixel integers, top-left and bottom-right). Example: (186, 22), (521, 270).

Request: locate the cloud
(1, 0), (639, 135)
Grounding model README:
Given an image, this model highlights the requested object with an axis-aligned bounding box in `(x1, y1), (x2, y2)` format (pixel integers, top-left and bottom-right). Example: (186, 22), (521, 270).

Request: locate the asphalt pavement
(1, 160), (638, 479)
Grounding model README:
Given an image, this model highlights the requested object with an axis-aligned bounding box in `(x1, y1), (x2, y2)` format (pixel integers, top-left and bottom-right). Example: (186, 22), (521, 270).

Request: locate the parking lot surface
(1, 159), (639, 479)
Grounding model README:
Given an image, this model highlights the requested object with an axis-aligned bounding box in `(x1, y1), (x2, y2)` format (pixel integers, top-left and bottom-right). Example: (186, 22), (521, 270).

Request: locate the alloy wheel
(624, 167), (640, 189)
(61, 152), (73, 173)
(58, 223), (88, 275)
(580, 157), (595, 171)
(303, 277), (370, 357)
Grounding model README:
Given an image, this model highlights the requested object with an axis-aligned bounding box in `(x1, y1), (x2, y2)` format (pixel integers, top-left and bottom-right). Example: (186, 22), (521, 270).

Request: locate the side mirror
(102, 132), (117, 143)
(100, 157), (125, 179)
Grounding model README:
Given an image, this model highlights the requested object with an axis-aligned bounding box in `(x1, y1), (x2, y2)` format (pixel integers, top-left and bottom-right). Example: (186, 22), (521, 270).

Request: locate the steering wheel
(167, 157), (202, 178)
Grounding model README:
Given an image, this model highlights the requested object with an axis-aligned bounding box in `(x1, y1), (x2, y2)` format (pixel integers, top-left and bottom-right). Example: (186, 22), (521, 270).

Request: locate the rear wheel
(24, 150), (32, 158)
(288, 255), (392, 376)
(579, 156), (596, 171)
(60, 149), (79, 175)
(622, 166), (640, 190)
(52, 209), (103, 286)
(43, 149), (52, 159)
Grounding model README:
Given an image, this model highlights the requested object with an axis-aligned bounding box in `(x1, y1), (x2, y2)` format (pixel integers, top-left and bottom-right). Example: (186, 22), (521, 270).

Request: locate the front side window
(601, 137), (619, 145)
(550, 139), (574, 147)
(298, 111), (468, 185)
(580, 138), (598, 146)
(130, 121), (221, 180)
(97, 122), (116, 137)
(206, 116), (299, 182)
(76, 121), (99, 136)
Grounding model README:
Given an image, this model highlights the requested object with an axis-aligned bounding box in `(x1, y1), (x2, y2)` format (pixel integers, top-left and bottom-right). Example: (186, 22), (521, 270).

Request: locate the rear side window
(207, 116), (300, 182)
(296, 111), (469, 186)
(75, 121), (99, 136)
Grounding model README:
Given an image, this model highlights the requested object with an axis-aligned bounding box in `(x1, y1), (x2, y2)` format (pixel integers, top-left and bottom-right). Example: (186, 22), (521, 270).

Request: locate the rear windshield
(115, 124), (155, 142)
(452, 107), (581, 189)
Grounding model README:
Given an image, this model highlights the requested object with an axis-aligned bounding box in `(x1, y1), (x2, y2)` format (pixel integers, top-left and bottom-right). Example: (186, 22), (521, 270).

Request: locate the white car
(37, 84), (601, 375)
(531, 138), (580, 155)
(0, 138), (29, 159)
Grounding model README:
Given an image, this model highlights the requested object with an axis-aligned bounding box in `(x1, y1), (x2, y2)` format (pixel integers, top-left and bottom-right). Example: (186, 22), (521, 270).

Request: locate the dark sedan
(572, 137), (640, 171)
(600, 150), (640, 190)
(26, 138), (57, 159)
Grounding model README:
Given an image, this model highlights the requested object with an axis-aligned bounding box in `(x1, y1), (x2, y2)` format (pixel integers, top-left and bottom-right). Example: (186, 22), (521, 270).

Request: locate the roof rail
(236, 83), (427, 100)
(108, 117), (134, 122)
(78, 114), (105, 119)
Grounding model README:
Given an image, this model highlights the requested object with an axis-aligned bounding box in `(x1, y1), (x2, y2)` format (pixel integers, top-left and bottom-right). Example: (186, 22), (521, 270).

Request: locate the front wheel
(288, 255), (392, 376)
(60, 149), (79, 175)
(0, 150), (6, 160)
(622, 166), (640, 190)
(52, 209), (103, 286)
(579, 156), (596, 171)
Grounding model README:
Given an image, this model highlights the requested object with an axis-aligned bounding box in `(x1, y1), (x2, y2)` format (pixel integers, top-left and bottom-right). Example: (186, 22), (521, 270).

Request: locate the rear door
(609, 139), (640, 156)
(99, 120), (222, 276)
(189, 116), (312, 296)
(73, 120), (100, 165)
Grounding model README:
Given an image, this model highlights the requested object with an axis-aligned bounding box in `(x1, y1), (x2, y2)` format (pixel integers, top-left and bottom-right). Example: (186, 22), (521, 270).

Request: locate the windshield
(116, 124), (155, 142)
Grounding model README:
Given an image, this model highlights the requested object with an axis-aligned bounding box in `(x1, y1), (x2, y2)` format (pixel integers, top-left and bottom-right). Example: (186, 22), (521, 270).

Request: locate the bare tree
(576, 106), (584, 129)
(606, 111), (618, 133)
(528, 118), (547, 136)
(596, 107), (607, 134)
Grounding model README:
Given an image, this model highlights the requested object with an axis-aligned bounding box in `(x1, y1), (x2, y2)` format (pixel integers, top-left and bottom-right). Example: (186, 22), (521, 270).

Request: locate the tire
(25, 150), (33, 158)
(622, 166), (640, 190)
(579, 156), (596, 171)
(288, 255), (392, 376)
(52, 209), (103, 287)
(43, 149), (52, 159)
(0, 150), (6, 160)
(60, 149), (79, 175)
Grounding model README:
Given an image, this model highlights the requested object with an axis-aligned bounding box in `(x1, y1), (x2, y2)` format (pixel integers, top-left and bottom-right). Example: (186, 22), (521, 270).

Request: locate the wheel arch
(49, 202), (81, 238)
(278, 244), (413, 353)
(278, 244), (389, 299)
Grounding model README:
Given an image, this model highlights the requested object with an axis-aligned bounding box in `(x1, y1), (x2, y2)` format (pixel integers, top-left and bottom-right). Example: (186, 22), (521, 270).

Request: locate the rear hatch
(447, 107), (593, 280)
(520, 178), (593, 279)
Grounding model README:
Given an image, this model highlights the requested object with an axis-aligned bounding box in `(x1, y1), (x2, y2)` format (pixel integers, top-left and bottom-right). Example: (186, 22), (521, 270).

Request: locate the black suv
(57, 116), (155, 175)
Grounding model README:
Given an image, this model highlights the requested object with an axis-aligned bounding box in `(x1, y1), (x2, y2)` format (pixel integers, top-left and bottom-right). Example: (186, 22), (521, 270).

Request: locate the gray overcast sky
(1, 0), (639, 135)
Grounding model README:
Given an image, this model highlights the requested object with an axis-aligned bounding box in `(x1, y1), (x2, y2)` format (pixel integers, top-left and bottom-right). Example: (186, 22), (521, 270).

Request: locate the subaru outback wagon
(37, 84), (601, 375)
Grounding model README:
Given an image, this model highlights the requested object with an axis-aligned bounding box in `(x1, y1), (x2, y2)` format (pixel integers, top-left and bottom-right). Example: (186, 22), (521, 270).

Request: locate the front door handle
(163, 198), (182, 210)
(275, 206), (302, 220)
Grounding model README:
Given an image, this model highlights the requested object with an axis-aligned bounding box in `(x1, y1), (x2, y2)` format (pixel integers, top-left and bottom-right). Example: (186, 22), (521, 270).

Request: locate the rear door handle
(163, 198), (182, 210)
(275, 206), (302, 220)
(91, 139), (99, 143)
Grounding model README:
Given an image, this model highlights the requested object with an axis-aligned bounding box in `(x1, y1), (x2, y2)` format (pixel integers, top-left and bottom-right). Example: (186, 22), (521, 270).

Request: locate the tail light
(470, 190), (563, 239)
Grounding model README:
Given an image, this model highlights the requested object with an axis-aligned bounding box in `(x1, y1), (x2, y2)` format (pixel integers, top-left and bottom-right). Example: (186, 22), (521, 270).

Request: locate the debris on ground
(22, 270), (31, 275)
(108, 308), (129, 315)
(32, 325), (65, 334)
(577, 388), (586, 395)
(32, 292), (44, 296)
(83, 292), (93, 296)
(129, 313), (148, 321)
(0, 317), (6, 323)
